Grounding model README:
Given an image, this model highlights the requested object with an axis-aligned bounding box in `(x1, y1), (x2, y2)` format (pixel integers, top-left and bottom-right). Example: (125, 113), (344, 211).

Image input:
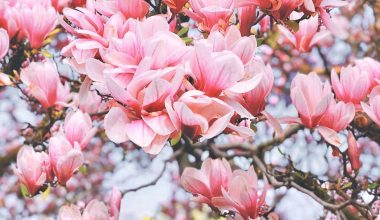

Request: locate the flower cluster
(14, 108), (96, 196)
(60, 2), (277, 155)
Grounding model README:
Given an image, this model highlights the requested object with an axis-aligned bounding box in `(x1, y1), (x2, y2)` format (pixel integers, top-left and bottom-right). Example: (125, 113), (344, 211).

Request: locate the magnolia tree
(1, 0), (380, 219)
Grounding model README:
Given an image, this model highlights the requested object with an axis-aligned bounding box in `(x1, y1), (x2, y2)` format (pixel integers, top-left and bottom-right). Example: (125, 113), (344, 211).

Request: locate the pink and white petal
(316, 126), (341, 147)
(104, 107), (130, 143)
(227, 73), (263, 94)
(125, 120), (156, 147)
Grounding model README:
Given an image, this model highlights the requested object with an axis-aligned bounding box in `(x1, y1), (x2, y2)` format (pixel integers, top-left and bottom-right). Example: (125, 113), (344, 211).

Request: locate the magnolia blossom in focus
(172, 90), (234, 140)
(279, 15), (329, 53)
(190, 42), (261, 97)
(64, 110), (97, 149)
(213, 166), (267, 220)
(48, 136), (84, 185)
(181, 158), (232, 205)
(290, 72), (333, 128)
(20, 3), (57, 49)
(14, 146), (52, 196)
(230, 59), (274, 118)
(20, 62), (69, 109)
(331, 65), (370, 106)
(361, 86), (380, 126)
(0, 28), (9, 60)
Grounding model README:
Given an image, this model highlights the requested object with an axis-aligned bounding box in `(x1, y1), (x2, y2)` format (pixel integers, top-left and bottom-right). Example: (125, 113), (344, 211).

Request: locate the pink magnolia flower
(172, 90), (235, 140)
(278, 15), (329, 53)
(20, 62), (63, 109)
(118, 0), (149, 19)
(206, 25), (257, 65)
(190, 42), (261, 97)
(0, 3), (22, 39)
(0, 28), (9, 60)
(361, 86), (380, 127)
(109, 187), (122, 220)
(61, 6), (107, 65)
(58, 200), (109, 220)
(48, 136), (84, 185)
(331, 65), (370, 105)
(347, 131), (361, 171)
(290, 72), (333, 128)
(104, 68), (183, 154)
(226, 59), (274, 118)
(318, 101), (355, 132)
(237, 5), (257, 36)
(212, 166), (267, 220)
(186, 0), (235, 31)
(100, 16), (189, 76)
(181, 158), (232, 205)
(64, 110), (97, 150)
(20, 3), (57, 49)
(14, 146), (52, 196)
(355, 57), (380, 89)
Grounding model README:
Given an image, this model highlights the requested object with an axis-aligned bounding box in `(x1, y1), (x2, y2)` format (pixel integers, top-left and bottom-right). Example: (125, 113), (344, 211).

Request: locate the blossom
(190, 42), (261, 97)
(355, 57), (380, 89)
(226, 59), (274, 118)
(318, 101), (355, 132)
(181, 158), (232, 205)
(290, 72), (333, 128)
(331, 65), (370, 105)
(104, 68), (182, 154)
(172, 90), (234, 140)
(64, 110), (97, 150)
(278, 15), (329, 53)
(0, 28), (9, 60)
(48, 136), (84, 185)
(14, 146), (52, 196)
(206, 26), (257, 65)
(20, 3), (57, 48)
(186, 0), (235, 31)
(20, 62), (63, 109)
(118, 0), (149, 19)
(212, 166), (267, 220)
(361, 86), (380, 127)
